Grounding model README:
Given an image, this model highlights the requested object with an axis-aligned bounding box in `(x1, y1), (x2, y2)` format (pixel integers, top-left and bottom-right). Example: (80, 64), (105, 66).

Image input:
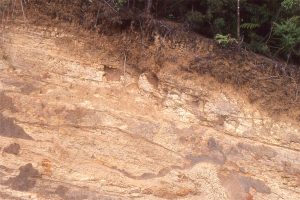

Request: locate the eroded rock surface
(0, 24), (300, 200)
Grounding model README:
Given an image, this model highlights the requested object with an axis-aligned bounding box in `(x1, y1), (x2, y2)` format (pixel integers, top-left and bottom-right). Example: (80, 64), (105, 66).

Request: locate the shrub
(186, 11), (205, 24)
(0, 0), (10, 12)
(214, 34), (237, 47)
(273, 16), (300, 58)
(115, 0), (127, 8)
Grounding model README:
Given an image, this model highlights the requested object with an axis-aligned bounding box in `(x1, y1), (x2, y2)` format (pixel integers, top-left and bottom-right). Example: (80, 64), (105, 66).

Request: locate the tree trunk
(237, 0), (240, 41)
(145, 0), (152, 15)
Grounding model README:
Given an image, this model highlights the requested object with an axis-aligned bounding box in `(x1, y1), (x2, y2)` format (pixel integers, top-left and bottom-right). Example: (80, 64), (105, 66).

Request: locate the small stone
(138, 73), (156, 93)
(130, 193), (141, 197)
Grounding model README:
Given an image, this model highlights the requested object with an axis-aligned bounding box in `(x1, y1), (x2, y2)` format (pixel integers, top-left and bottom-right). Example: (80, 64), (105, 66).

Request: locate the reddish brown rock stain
(41, 159), (52, 177)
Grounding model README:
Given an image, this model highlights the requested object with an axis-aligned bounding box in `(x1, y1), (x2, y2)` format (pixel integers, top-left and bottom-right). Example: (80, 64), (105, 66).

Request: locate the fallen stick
(123, 51), (127, 84)
(20, 0), (26, 21)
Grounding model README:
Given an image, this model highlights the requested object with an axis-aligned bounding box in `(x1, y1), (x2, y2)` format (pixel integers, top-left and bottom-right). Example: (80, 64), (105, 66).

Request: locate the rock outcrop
(0, 23), (299, 200)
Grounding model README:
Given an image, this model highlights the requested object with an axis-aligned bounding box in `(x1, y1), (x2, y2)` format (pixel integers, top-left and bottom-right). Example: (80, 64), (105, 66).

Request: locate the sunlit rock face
(0, 24), (300, 200)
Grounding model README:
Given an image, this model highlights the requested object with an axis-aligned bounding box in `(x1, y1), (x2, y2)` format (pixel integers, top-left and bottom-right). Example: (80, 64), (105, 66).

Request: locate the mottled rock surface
(0, 23), (299, 200)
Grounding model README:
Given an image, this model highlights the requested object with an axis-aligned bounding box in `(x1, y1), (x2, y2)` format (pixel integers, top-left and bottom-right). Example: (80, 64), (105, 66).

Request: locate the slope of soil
(0, 21), (300, 200)
(24, 0), (300, 123)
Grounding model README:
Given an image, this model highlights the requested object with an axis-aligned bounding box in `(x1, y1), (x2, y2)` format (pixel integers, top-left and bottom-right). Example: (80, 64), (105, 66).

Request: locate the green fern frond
(240, 23), (260, 30)
(288, 16), (300, 23)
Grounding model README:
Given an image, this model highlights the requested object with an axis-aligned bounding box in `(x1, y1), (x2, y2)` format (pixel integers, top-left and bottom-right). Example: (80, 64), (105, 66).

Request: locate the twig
(1, 9), (4, 26)
(11, 0), (15, 19)
(295, 85), (299, 102)
(290, 76), (299, 102)
(102, 0), (118, 13)
(94, 8), (100, 28)
(1, 15), (4, 43)
(123, 51), (127, 83)
(265, 23), (273, 44)
(139, 20), (146, 47)
(20, 0), (26, 21)
(258, 76), (280, 80)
